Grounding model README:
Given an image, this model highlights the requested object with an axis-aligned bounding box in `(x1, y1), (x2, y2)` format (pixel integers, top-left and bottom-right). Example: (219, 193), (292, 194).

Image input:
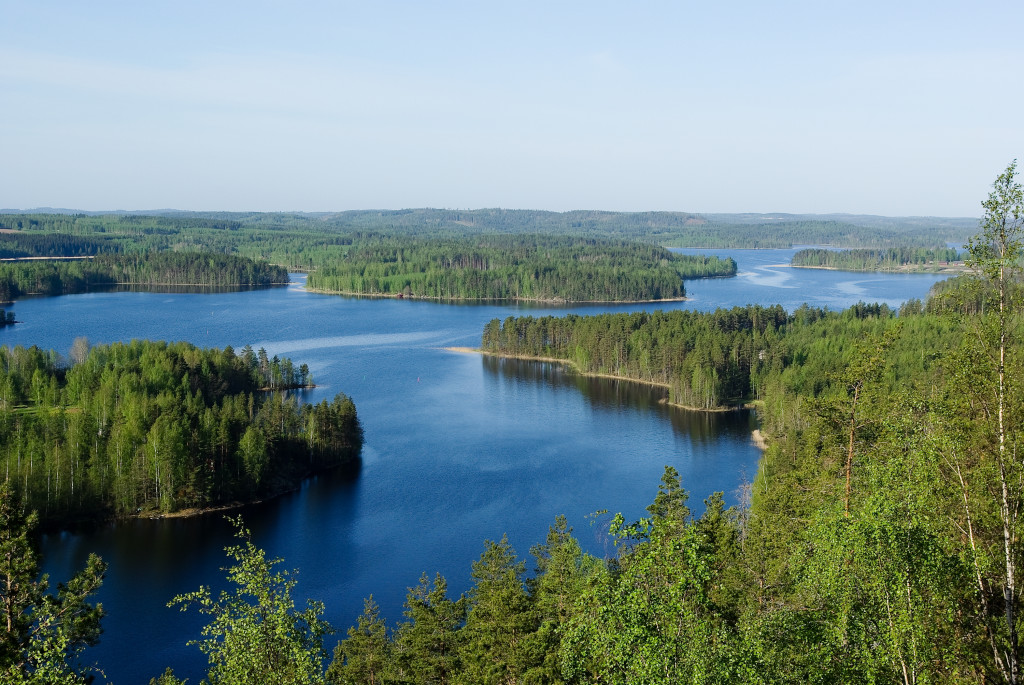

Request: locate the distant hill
(0, 208), (978, 249)
(701, 211), (978, 231)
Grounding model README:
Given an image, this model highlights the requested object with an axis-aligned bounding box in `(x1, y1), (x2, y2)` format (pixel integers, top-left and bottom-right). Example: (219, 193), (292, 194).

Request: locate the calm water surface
(3, 248), (952, 683)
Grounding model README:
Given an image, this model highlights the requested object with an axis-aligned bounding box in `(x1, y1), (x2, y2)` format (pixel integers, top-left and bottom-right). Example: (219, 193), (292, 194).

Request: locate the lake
(2, 248), (953, 683)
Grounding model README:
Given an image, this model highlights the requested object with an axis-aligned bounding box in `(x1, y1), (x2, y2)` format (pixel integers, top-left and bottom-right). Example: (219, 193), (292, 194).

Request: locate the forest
(0, 252), (289, 301)
(483, 304), (791, 409)
(0, 340), (362, 525)
(307, 165), (1021, 683)
(306, 235), (735, 302)
(792, 246), (964, 271)
(0, 217), (737, 303)
(0, 210), (973, 306)
(162, 165), (1022, 683)
(0, 165), (1016, 683)
(81, 251), (1016, 684)
(0, 207), (972, 258)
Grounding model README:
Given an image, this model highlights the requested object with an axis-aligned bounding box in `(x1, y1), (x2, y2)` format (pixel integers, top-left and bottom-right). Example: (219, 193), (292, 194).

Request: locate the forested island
(0, 252), (289, 301)
(0, 340), (362, 525)
(306, 235), (735, 302)
(791, 246), (965, 272)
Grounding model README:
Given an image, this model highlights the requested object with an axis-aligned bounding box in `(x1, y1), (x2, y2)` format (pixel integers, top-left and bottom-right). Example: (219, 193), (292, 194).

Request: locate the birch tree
(961, 160), (1024, 683)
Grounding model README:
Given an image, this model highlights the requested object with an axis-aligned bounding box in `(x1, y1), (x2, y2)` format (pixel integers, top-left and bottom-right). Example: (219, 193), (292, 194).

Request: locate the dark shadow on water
(12, 282), (289, 304)
(39, 459), (364, 685)
(667, 406), (757, 446)
(481, 355), (666, 411)
(41, 454), (362, 540)
(481, 355), (756, 445)
(108, 283), (289, 296)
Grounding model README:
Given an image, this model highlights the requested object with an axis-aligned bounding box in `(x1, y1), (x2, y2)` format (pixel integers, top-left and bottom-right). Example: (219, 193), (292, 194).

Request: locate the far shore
(790, 263), (970, 274)
(303, 287), (688, 305)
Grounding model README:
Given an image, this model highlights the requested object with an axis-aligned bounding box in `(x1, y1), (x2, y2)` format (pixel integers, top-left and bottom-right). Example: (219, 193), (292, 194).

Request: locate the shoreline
(303, 288), (688, 305)
(789, 263), (969, 274)
(447, 346), (766, 447)
(46, 458), (361, 529)
(136, 500), (252, 520)
(444, 346), (747, 413)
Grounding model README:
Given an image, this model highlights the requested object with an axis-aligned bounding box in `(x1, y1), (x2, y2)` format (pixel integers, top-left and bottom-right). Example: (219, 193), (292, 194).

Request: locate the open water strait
(0, 248), (953, 683)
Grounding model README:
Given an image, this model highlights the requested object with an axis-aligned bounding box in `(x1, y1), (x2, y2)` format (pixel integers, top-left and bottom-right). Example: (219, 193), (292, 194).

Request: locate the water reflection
(480, 354), (756, 448)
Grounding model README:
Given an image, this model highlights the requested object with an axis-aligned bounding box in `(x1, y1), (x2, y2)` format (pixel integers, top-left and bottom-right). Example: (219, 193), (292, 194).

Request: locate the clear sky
(2, 1), (1021, 216)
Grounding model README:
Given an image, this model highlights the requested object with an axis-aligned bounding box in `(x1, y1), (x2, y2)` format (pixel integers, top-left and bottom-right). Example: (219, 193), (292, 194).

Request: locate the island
(0, 340), (362, 526)
(306, 234), (736, 302)
(791, 246), (968, 272)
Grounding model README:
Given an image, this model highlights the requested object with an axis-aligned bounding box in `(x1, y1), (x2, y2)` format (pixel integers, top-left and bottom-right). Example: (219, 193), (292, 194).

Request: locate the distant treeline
(0, 340), (362, 524)
(791, 246), (962, 271)
(307, 235), (736, 302)
(0, 230), (114, 258)
(0, 252), (288, 301)
(661, 219), (962, 249)
(0, 209), (972, 258)
(257, 209), (974, 249)
(0, 211), (974, 304)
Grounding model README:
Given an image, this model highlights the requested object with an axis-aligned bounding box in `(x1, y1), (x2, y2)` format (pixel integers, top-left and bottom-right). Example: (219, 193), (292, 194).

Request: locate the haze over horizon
(2, 1), (1022, 217)
(0, 206), (983, 222)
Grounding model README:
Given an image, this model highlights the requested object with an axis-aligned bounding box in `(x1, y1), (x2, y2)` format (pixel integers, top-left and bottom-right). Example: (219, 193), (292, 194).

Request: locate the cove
(2, 248), (954, 683)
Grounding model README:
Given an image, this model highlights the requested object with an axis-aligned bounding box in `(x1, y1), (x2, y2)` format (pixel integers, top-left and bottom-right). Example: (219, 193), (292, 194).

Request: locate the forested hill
(0, 340), (362, 525)
(0, 209), (974, 250)
(306, 235), (736, 302)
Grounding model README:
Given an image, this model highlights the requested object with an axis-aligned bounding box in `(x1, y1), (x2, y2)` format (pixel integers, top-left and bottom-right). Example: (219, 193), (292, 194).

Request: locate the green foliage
(327, 597), (392, 685)
(792, 246), (963, 271)
(149, 667), (187, 684)
(524, 516), (596, 685)
(561, 478), (743, 685)
(458, 536), (539, 684)
(0, 341), (361, 524)
(967, 159), (1024, 283)
(0, 482), (106, 684)
(0, 252), (287, 301)
(392, 574), (466, 685)
(169, 518), (334, 685)
(306, 234), (736, 302)
(482, 304), (859, 409)
(679, 214), (972, 249)
(3, 175), (1012, 680)
(0, 209), (971, 282)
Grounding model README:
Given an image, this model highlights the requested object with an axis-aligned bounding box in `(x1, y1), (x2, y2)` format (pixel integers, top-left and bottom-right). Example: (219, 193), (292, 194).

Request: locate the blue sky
(2, 1), (1021, 216)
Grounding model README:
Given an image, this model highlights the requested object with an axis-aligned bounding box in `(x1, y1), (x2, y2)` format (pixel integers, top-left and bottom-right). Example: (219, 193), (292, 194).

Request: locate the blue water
(4, 248), (952, 683)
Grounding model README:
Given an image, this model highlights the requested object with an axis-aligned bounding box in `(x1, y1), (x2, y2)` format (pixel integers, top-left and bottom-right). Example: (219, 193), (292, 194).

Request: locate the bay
(1, 248), (953, 683)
